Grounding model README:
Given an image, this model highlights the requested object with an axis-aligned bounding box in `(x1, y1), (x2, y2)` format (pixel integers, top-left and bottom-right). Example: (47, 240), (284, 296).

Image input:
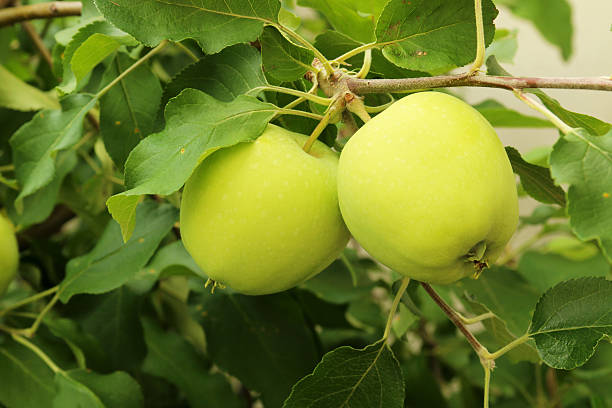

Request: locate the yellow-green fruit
(180, 124), (349, 295)
(0, 213), (19, 296)
(337, 92), (518, 284)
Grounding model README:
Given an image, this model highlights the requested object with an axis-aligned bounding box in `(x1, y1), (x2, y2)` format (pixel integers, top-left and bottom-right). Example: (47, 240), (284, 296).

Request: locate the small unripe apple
(0, 213), (19, 296)
(180, 124), (349, 295)
(337, 92), (518, 284)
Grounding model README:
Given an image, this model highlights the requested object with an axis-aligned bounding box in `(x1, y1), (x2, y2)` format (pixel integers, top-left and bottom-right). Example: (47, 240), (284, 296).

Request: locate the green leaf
(550, 128), (612, 262)
(129, 241), (205, 294)
(58, 19), (136, 94)
(94, 0), (280, 54)
(141, 318), (242, 408)
(106, 90), (276, 240)
(518, 250), (610, 293)
(106, 195), (140, 242)
(301, 249), (375, 304)
(402, 355), (448, 408)
(6, 151), (77, 229)
(193, 292), (319, 408)
(457, 268), (540, 362)
(100, 53), (162, 169)
(59, 200), (177, 302)
(474, 99), (553, 128)
(67, 288), (146, 372)
(533, 92), (611, 136)
(529, 277), (612, 369)
(261, 26), (314, 83)
(314, 31), (426, 79)
(9, 94), (96, 212)
(161, 43), (267, 108)
(505, 146), (565, 205)
(44, 318), (107, 372)
(485, 28), (518, 63)
(375, 0), (498, 73)
(53, 370), (143, 408)
(519, 205), (564, 225)
(283, 339), (405, 408)
(495, 0), (573, 60)
(0, 338), (56, 408)
(0, 65), (59, 111)
(298, 0), (386, 43)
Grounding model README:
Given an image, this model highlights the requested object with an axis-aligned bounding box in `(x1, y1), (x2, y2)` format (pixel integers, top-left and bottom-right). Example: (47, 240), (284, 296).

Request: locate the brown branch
(0, 2), (81, 27)
(18, 14), (100, 130)
(347, 74), (612, 94)
(20, 20), (52, 67)
(546, 367), (561, 408)
(0, 0), (15, 9)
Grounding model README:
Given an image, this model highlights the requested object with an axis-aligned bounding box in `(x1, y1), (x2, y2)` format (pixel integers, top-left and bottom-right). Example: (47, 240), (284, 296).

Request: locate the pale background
(463, 0), (612, 154)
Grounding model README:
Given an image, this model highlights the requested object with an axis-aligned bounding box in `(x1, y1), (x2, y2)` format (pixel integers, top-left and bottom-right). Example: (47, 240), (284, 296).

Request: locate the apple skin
(0, 213), (19, 296)
(180, 124), (349, 295)
(337, 92), (518, 284)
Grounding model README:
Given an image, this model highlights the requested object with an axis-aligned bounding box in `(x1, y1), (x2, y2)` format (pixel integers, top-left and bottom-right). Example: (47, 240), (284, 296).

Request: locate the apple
(180, 124), (349, 295)
(0, 213), (19, 296)
(337, 92), (518, 284)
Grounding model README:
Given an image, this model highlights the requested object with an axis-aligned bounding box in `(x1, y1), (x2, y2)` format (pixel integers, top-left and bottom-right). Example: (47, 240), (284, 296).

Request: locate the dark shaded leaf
(506, 146), (565, 205)
(283, 340), (404, 408)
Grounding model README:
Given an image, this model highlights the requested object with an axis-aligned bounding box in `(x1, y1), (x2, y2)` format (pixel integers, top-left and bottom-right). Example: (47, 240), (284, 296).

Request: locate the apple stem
(302, 103), (337, 153)
(420, 282), (488, 355)
(383, 277), (410, 341)
(346, 96), (372, 123)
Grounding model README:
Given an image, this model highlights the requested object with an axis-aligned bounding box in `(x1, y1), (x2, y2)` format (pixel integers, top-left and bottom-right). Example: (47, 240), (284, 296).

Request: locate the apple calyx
(464, 241), (489, 279)
(204, 278), (226, 294)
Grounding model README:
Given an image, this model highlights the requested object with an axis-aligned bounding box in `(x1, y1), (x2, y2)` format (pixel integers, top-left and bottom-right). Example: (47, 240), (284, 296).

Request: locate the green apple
(180, 124), (349, 295)
(337, 92), (518, 284)
(0, 213), (19, 296)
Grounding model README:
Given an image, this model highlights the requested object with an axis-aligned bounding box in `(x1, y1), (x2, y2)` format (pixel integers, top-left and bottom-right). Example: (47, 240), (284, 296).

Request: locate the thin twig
(383, 277), (411, 340)
(20, 21), (52, 67)
(347, 74), (612, 94)
(0, 286), (59, 316)
(546, 367), (561, 408)
(0, 2), (81, 27)
(19, 17), (100, 130)
(11, 333), (62, 373)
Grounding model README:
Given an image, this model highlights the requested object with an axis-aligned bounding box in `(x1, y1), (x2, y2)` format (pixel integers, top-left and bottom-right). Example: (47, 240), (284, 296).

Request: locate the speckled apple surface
(0, 214), (19, 296)
(180, 124), (349, 295)
(338, 92), (518, 284)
